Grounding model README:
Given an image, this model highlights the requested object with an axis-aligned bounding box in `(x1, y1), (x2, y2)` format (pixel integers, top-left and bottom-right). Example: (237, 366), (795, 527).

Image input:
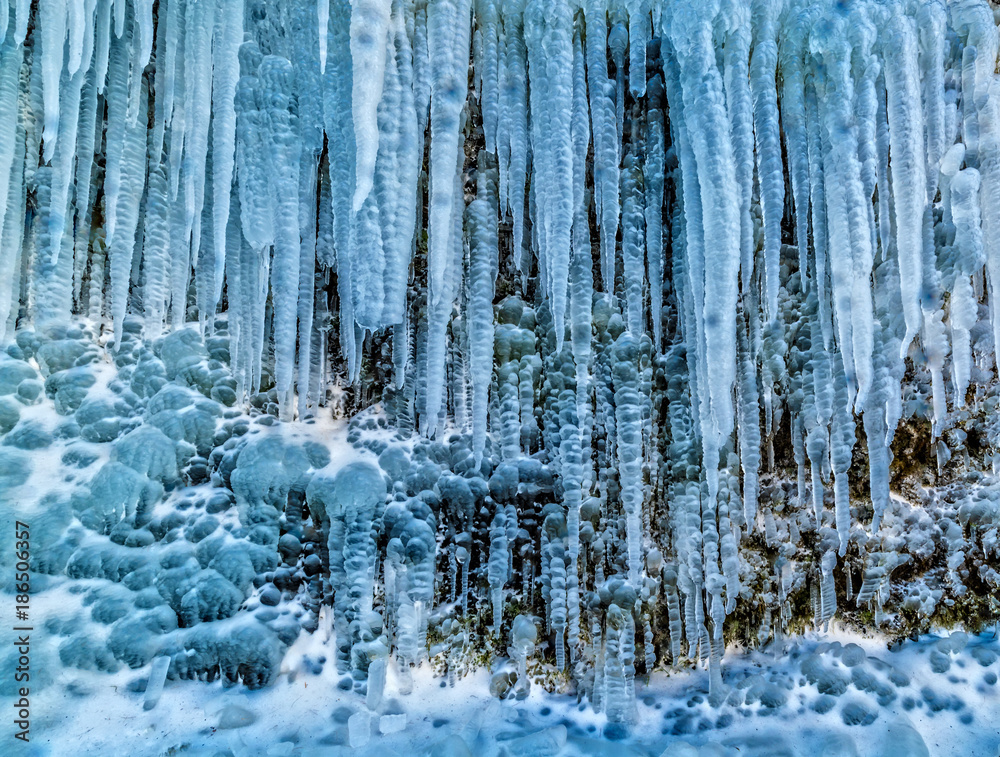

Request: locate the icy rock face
(0, 321), (332, 689)
(2, 0), (1000, 728)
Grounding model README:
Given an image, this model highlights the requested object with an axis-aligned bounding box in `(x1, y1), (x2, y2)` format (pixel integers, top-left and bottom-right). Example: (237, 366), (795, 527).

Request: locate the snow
(10, 614), (1000, 756)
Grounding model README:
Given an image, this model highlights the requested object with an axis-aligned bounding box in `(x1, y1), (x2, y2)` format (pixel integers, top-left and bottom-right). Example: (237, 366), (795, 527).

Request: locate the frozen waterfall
(2, 0), (1000, 732)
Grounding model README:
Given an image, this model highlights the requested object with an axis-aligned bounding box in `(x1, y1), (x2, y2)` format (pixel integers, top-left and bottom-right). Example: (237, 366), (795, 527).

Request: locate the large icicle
(424, 0), (471, 434)
(468, 160), (498, 466)
(262, 56), (302, 418)
(37, 0), (66, 159)
(211, 0), (244, 309)
(749, 0), (783, 321)
(621, 154), (645, 337)
(585, 0), (619, 296)
(644, 74), (665, 350)
(500, 8), (528, 269)
(524, 0), (574, 351)
(110, 80), (149, 349)
(613, 333), (644, 585)
(323, 0), (360, 381)
(666, 1), (740, 448)
(350, 0), (392, 211)
(882, 13), (927, 357)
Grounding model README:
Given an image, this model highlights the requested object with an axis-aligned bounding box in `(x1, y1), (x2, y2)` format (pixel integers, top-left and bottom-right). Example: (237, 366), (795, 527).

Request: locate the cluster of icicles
(3, 0), (1000, 716)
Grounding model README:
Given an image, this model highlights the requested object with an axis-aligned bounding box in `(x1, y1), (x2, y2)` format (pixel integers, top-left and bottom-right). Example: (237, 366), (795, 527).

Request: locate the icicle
(468, 161), (498, 465)
(749, 0), (782, 321)
(135, 0), (154, 72)
(323, 0), (359, 380)
(143, 163), (171, 338)
(830, 360), (855, 557)
(181, 0), (217, 303)
(37, 0), (66, 159)
(297, 156), (318, 420)
(882, 14), (927, 357)
(456, 546), (469, 616)
(862, 390), (890, 534)
(381, 2), (419, 325)
(644, 75), (665, 350)
(44, 69), (85, 270)
(626, 0), (648, 98)
(665, 4), (739, 446)
(0, 48), (24, 343)
(585, 0), (619, 296)
(621, 154), (645, 337)
(424, 0), (471, 433)
(103, 19), (131, 247)
(778, 6), (813, 286)
(918, 1), (947, 188)
(318, 0), (330, 73)
(211, 0), (244, 310)
(569, 14), (592, 483)
(548, 540), (567, 671)
(500, 9), (528, 268)
(0, 36), (21, 262)
(977, 78), (1000, 384)
(479, 0), (500, 154)
(67, 0), (94, 78)
(73, 71), (100, 308)
(261, 56), (301, 418)
(13, 0), (28, 46)
(613, 333), (644, 585)
(805, 78), (832, 348)
(488, 510), (507, 632)
(524, 0), (574, 351)
(109, 78), (148, 349)
(603, 604), (630, 722)
(736, 308), (760, 530)
(350, 0), (392, 211)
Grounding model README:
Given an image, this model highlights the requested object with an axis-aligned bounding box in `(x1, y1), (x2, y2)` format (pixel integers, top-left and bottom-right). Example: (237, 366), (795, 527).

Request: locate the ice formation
(2, 0), (1000, 732)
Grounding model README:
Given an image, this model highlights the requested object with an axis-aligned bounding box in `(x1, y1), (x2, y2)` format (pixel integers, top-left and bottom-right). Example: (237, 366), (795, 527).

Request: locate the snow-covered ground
(10, 624), (998, 756)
